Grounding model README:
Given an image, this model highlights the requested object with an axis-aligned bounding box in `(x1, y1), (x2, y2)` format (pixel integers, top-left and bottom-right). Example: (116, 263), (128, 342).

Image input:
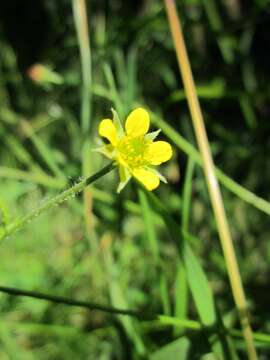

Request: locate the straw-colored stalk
(164, 1), (257, 359)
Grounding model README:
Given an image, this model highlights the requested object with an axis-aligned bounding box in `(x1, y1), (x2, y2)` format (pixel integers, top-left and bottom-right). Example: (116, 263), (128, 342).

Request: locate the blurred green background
(0, 0), (270, 358)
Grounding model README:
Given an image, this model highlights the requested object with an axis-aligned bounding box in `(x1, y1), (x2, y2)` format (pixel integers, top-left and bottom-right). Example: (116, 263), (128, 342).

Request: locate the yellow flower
(98, 108), (173, 192)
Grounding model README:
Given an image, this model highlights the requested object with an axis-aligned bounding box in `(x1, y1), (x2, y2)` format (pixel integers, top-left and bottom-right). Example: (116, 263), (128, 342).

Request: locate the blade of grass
(182, 239), (239, 360)
(144, 189), (231, 358)
(102, 235), (146, 356)
(181, 158), (195, 231)
(169, 78), (226, 102)
(179, 160), (237, 357)
(182, 241), (227, 359)
(173, 262), (187, 335)
(174, 159), (194, 335)
(150, 337), (190, 360)
(126, 47), (138, 110)
(2, 131), (43, 174)
(20, 119), (65, 181)
(71, 0), (92, 136)
(164, 1), (257, 358)
(239, 94), (257, 129)
(113, 50), (127, 97)
(138, 189), (159, 262)
(150, 111), (270, 217)
(103, 63), (125, 118)
(138, 189), (171, 315)
(0, 167), (65, 189)
(72, 0), (94, 245)
(202, 0), (234, 64)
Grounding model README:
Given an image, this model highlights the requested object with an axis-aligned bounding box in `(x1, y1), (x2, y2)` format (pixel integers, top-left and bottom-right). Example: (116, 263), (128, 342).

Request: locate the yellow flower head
(98, 108), (173, 192)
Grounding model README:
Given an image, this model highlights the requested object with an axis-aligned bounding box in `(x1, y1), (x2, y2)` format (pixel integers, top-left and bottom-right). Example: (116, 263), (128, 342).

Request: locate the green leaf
(150, 337), (190, 360)
(183, 241), (216, 327)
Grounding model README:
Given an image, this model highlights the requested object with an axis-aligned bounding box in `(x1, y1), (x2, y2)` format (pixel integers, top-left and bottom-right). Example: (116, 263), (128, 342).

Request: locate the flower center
(116, 135), (150, 168)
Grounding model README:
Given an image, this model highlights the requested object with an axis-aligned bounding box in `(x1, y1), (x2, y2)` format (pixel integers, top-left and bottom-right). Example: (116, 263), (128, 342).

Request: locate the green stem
(72, 0), (94, 245)
(72, 0), (92, 134)
(0, 285), (269, 345)
(0, 285), (139, 318)
(151, 112), (270, 217)
(0, 163), (115, 242)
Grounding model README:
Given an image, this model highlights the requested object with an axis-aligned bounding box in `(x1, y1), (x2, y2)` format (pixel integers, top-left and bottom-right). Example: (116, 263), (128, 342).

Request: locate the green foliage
(0, 0), (270, 358)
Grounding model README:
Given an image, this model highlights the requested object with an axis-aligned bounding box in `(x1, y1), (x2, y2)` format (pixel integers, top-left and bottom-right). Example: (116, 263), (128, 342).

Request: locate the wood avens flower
(98, 108), (173, 192)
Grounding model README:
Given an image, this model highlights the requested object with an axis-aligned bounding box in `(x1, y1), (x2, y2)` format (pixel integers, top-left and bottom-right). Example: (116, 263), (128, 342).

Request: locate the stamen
(117, 136), (150, 168)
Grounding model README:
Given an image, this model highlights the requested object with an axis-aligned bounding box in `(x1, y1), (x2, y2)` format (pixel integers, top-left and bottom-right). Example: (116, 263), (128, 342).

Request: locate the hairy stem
(0, 163), (115, 242)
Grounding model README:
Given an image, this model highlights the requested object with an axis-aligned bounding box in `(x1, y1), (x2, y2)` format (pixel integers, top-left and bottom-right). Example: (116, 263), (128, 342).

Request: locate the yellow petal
(145, 141), (173, 165)
(125, 108), (150, 136)
(99, 119), (118, 146)
(132, 167), (160, 191)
